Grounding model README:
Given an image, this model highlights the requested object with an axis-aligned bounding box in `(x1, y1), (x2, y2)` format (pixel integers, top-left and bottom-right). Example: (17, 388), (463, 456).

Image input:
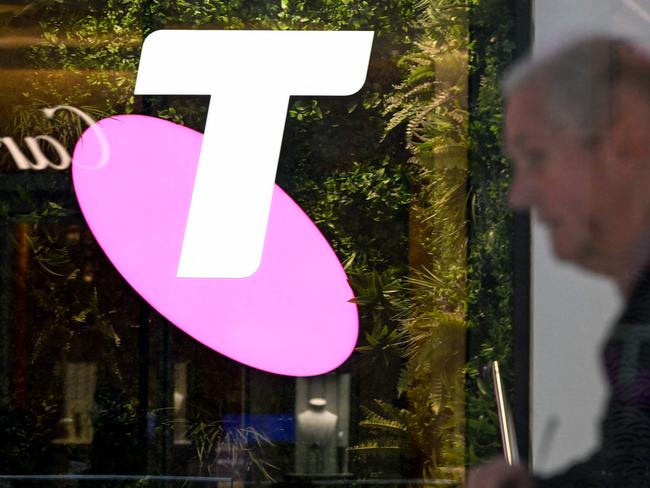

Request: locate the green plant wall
(465, 0), (517, 463)
(351, 0), (518, 481)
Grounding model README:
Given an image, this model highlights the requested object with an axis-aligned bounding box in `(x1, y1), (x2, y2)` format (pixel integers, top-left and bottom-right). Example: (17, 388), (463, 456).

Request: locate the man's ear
(606, 84), (650, 173)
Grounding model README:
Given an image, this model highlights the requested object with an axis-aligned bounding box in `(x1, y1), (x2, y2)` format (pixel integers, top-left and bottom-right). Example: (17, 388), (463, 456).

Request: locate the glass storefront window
(0, 1), (520, 486)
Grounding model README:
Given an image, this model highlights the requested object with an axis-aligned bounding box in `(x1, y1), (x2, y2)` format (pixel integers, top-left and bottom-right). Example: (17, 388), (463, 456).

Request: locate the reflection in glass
(54, 361), (97, 444)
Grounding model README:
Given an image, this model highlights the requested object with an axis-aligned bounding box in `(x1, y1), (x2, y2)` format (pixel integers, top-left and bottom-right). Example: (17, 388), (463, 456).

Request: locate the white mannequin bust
(296, 398), (338, 474)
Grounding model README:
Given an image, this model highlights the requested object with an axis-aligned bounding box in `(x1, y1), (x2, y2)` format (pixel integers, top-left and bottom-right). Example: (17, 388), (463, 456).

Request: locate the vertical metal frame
(512, 0), (533, 465)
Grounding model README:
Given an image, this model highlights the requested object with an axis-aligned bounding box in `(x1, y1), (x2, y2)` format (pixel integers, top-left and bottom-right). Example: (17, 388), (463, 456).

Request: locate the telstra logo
(72, 30), (374, 376)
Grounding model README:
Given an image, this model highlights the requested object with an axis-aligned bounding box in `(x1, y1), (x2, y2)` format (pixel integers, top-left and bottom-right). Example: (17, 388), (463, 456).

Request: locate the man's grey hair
(501, 36), (650, 144)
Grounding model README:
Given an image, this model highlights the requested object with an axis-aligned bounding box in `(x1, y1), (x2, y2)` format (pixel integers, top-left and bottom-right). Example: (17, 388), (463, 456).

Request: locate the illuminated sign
(72, 30), (374, 376)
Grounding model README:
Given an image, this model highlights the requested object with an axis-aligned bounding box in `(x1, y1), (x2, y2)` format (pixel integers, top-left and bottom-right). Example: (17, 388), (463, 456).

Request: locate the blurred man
(466, 37), (650, 487)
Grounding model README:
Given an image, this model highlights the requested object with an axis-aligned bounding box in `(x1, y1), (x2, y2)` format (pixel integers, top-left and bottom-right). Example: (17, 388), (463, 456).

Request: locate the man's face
(505, 84), (601, 265)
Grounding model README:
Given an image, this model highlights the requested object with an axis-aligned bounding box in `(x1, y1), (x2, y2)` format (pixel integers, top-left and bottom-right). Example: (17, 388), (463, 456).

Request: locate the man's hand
(465, 458), (533, 488)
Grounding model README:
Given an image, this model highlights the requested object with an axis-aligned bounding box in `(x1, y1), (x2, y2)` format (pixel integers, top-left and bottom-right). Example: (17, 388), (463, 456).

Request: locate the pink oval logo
(72, 115), (358, 376)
